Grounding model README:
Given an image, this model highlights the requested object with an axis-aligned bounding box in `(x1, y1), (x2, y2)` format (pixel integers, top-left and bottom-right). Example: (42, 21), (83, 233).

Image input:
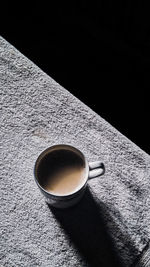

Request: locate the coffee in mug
(37, 148), (87, 195)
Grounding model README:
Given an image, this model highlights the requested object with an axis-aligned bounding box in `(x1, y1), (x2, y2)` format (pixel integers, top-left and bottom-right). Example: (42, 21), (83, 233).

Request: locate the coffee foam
(37, 148), (87, 195)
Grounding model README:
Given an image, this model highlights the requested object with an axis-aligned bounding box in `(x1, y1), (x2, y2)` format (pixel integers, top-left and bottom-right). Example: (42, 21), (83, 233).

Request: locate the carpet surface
(0, 36), (150, 267)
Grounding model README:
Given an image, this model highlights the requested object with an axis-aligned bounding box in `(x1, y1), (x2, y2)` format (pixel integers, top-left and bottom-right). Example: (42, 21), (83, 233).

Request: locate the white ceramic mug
(34, 144), (105, 208)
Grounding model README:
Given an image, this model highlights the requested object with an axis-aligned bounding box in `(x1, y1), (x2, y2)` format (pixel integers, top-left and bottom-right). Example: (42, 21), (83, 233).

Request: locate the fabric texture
(134, 244), (150, 267)
(0, 36), (150, 267)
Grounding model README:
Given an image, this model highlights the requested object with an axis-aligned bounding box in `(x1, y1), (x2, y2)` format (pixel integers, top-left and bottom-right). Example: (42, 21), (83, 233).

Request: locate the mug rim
(34, 144), (89, 198)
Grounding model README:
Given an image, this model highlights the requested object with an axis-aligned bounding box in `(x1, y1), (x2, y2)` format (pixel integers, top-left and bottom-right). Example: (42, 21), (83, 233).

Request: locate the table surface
(1, 36), (150, 267)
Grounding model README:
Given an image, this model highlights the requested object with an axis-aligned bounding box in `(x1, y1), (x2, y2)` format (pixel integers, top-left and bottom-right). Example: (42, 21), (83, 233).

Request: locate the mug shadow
(48, 186), (138, 267)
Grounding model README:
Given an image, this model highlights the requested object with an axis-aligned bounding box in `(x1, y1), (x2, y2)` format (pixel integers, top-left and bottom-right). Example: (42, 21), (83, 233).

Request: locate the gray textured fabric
(0, 35), (150, 267)
(134, 244), (150, 267)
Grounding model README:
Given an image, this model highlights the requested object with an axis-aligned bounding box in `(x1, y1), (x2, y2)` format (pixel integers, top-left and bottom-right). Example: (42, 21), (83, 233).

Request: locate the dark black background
(1, 2), (149, 154)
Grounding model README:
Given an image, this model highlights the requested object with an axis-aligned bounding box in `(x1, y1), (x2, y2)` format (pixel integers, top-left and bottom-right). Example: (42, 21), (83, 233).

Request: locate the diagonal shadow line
(48, 186), (137, 267)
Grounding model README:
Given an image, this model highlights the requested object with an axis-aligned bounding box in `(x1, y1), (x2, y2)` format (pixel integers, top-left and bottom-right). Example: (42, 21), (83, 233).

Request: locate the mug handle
(88, 161), (105, 179)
